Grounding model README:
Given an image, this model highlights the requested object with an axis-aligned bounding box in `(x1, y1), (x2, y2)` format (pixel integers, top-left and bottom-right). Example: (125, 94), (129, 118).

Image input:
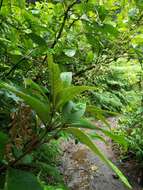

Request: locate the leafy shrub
(0, 55), (131, 189)
(119, 106), (143, 161)
(1, 0), (142, 189)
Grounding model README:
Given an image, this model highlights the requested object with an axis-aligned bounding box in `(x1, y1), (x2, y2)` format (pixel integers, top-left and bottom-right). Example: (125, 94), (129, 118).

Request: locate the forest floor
(60, 118), (143, 190)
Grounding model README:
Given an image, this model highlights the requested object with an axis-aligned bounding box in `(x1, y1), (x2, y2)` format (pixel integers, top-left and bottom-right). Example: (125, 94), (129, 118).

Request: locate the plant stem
(42, 1), (77, 63)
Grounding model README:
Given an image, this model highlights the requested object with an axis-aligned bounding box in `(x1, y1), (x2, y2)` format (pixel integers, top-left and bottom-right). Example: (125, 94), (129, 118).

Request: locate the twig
(68, 15), (81, 29)
(3, 48), (36, 79)
(42, 1), (77, 64)
(73, 54), (130, 78)
(0, 128), (61, 173)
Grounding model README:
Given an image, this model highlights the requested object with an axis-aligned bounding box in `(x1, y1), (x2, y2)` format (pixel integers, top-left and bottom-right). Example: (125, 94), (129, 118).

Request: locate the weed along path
(60, 118), (142, 190)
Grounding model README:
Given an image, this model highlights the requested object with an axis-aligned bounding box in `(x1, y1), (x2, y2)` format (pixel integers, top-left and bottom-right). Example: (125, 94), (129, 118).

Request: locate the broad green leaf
(86, 51), (94, 63)
(60, 72), (72, 87)
(22, 10), (40, 26)
(89, 133), (107, 144)
(27, 33), (47, 46)
(62, 101), (86, 123)
(98, 128), (128, 148)
(48, 55), (62, 107)
(95, 5), (108, 22)
(44, 185), (65, 190)
(86, 105), (110, 127)
(103, 24), (119, 37)
(5, 168), (43, 190)
(71, 118), (127, 147)
(15, 0), (25, 8)
(87, 105), (119, 116)
(64, 49), (76, 57)
(85, 34), (101, 51)
(65, 127), (131, 189)
(57, 86), (96, 108)
(0, 81), (50, 124)
(70, 118), (97, 129)
(0, 0), (12, 15)
(3, 91), (20, 103)
(24, 79), (48, 100)
(21, 154), (33, 164)
(135, 0), (143, 9)
(0, 132), (8, 160)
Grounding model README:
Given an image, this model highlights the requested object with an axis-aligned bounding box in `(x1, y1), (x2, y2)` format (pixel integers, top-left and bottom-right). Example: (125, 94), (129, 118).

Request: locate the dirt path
(60, 118), (142, 190)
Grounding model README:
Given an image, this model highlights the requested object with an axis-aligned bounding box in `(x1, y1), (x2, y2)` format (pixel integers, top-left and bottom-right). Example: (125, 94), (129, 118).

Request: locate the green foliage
(0, 132), (8, 160)
(0, 57), (131, 189)
(79, 59), (141, 112)
(70, 118), (127, 148)
(44, 185), (67, 190)
(119, 104), (143, 161)
(62, 101), (86, 123)
(5, 168), (43, 190)
(35, 141), (64, 186)
(1, 0), (143, 189)
(0, 81), (50, 124)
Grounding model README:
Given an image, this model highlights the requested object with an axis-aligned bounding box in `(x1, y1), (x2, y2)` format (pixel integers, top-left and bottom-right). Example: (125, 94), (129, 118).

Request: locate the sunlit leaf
(64, 49), (76, 57)
(57, 86), (97, 108)
(60, 72), (72, 87)
(70, 118), (127, 147)
(62, 101), (86, 123)
(48, 55), (62, 107)
(86, 105), (110, 127)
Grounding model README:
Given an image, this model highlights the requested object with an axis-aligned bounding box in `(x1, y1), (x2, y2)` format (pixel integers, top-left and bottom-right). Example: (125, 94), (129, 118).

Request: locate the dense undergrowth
(0, 0), (143, 189)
